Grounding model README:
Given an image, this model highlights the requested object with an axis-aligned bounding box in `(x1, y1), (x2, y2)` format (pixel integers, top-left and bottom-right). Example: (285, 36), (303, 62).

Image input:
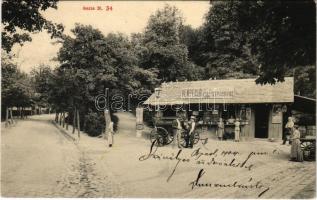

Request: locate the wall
(241, 108), (255, 138)
(268, 107), (283, 139)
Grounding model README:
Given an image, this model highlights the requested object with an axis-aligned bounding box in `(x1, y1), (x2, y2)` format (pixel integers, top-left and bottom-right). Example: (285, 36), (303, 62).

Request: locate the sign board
(181, 88), (234, 99)
(136, 107), (144, 124)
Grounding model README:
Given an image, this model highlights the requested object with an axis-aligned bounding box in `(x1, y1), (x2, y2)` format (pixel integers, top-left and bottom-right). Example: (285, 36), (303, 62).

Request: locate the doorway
(254, 105), (269, 138)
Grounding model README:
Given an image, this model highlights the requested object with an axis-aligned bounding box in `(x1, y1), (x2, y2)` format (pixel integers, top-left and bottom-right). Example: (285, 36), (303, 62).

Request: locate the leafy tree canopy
(2, 0), (64, 52)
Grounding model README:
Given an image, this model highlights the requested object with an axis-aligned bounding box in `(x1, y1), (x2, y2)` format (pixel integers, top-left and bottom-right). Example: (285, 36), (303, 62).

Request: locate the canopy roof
(144, 77), (294, 105)
(292, 95), (316, 114)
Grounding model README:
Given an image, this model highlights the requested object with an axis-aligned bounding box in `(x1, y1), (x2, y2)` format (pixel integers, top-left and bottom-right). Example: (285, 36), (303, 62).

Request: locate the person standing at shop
(217, 118), (224, 140)
(186, 116), (196, 148)
(290, 125), (303, 162)
(234, 118), (240, 142)
(172, 116), (183, 148)
(283, 117), (294, 145)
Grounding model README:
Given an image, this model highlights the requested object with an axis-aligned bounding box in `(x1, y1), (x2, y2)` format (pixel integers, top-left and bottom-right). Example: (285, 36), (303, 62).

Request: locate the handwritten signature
(190, 169), (270, 198)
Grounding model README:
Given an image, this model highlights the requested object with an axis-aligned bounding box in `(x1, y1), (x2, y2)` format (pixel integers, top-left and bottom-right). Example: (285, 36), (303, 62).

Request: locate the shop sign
(181, 88), (235, 99)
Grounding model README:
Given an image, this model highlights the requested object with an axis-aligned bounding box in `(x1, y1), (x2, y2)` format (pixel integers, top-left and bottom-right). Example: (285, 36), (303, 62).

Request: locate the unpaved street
(1, 115), (120, 197)
(1, 114), (316, 198)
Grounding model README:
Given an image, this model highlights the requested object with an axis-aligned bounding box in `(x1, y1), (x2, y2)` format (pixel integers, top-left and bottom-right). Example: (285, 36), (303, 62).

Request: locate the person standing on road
(172, 116), (183, 148)
(217, 118), (224, 140)
(290, 125), (303, 162)
(234, 118), (240, 142)
(108, 121), (114, 147)
(186, 116), (196, 148)
(283, 117), (294, 145)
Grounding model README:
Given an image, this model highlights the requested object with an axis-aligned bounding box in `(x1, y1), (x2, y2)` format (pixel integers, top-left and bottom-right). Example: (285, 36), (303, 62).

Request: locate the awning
(292, 95), (316, 114)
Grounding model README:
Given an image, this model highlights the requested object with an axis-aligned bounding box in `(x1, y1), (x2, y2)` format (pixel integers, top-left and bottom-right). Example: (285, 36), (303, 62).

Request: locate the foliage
(52, 24), (160, 135)
(288, 65), (316, 98)
(2, 0), (64, 52)
(202, 0), (315, 84)
(84, 110), (104, 137)
(139, 5), (203, 82)
(2, 53), (34, 115)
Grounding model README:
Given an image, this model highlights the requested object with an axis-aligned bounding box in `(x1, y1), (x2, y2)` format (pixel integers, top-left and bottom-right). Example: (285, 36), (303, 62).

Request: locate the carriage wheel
(165, 128), (174, 145)
(301, 141), (315, 161)
(150, 127), (168, 147)
(301, 141), (313, 151)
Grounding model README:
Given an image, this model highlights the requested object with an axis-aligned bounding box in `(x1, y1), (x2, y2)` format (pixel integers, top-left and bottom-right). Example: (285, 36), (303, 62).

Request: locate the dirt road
(1, 113), (315, 198)
(1, 115), (120, 197)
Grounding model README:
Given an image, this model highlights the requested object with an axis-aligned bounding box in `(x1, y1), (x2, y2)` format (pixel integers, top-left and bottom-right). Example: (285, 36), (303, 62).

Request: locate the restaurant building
(144, 77), (295, 140)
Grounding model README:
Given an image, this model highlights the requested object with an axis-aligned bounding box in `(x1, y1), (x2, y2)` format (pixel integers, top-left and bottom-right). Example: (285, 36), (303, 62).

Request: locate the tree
(140, 5), (203, 82)
(202, 0), (315, 84)
(286, 65), (316, 98)
(56, 24), (159, 136)
(2, 0), (64, 52)
(2, 54), (34, 120)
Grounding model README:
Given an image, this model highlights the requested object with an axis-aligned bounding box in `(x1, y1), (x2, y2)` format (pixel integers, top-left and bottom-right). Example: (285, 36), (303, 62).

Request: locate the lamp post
(154, 87), (161, 111)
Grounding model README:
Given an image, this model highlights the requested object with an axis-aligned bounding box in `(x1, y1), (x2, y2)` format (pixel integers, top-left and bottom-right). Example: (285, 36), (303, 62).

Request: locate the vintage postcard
(1, 0), (316, 199)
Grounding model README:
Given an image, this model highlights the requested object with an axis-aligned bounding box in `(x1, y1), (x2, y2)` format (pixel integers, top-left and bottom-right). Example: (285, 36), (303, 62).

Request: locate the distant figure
(234, 118), (240, 142)
(283, 117), (294, 145)
(290, 125), (303, 162)
(108, 121), (114, 147)
(217, 118), (224, 140)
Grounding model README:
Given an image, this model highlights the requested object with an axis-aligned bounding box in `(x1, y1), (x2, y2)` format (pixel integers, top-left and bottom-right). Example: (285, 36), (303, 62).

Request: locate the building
(144, 77), (295, 140)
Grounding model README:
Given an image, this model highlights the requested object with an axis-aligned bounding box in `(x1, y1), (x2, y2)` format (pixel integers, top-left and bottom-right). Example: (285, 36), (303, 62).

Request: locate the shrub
(84, 111), (104, 137)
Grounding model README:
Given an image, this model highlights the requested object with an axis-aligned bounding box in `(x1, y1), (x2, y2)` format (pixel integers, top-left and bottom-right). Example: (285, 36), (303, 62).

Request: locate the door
(254, 105), (269, 138)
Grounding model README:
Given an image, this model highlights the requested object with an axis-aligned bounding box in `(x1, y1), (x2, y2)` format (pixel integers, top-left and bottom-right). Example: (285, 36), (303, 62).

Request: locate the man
(186, 116), (196, 148)
(172, 116), (183, 148)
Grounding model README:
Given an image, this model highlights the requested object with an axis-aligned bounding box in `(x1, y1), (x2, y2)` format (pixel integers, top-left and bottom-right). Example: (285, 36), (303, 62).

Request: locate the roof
(292, 95), (316, 114)
(144, 77), (294, 105)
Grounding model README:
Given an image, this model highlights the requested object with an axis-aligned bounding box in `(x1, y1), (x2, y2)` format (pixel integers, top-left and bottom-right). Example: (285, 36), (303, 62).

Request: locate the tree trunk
(72, 108), (76, 134)
(10, 108), (14, 124)
(62, 112), (65, 128)
(59, 113), (62, 125)
(19, 107), (22, 119)
(5, 107), (9, 127)
(55, 112), (58, 123)
(66, 112), (69, 130)
(77, 109), (80, 139)
(83, 117), (87, 132)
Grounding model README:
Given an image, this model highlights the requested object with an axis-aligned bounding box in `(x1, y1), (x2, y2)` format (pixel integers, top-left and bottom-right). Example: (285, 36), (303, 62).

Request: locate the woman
(234, 118), (240, 142)
(217, 118), (224, 140)
(290, 125), (303, 162)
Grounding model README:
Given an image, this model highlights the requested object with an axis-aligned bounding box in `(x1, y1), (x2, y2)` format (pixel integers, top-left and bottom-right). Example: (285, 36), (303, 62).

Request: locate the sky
(11, 1), (210, 73)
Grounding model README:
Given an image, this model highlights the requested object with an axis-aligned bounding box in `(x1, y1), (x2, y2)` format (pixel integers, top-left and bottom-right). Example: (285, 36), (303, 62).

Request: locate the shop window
(163, 109), (176, 117)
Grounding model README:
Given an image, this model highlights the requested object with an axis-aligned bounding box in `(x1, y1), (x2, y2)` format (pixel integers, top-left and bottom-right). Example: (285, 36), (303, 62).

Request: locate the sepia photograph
(1, 0), (316, 198)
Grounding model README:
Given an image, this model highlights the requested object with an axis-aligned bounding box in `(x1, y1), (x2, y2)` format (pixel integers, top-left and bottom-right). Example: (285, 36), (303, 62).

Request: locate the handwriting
(189, 169), (270, 198)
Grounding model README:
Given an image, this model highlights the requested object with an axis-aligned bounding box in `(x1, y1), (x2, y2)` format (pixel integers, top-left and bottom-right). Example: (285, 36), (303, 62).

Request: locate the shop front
(144, 77), (294, 140)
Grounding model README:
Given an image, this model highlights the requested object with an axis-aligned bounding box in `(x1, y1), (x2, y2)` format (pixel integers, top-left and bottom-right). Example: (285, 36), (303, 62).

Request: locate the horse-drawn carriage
(149, 116), (201, 147)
